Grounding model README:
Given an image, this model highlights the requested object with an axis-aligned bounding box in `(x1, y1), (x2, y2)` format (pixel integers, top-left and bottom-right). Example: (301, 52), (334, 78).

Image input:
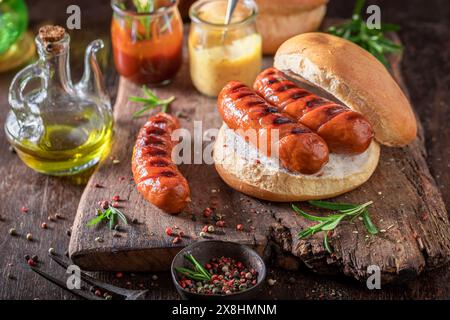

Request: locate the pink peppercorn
(173, 237), (181, 244)
(165, 227), (173, 236)
(201, 225), (209, 233)
(236, 224), (244, 231)
(27, 259), (36, 267)
(203, 207), (212, 218)
(21, 206), (29, 213)
(115, 272), (123, 278)
(216, 220), (225, 227)
(112, 195), (120, 201)
(40, 223), (47, 229)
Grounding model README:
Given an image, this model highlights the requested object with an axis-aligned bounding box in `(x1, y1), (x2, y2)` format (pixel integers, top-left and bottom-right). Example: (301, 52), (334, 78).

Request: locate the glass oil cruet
(5, 25), (113, 176)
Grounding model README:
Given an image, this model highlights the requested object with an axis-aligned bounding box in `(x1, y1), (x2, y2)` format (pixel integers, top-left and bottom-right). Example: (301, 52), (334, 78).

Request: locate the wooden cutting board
(69, 35), (450, 283)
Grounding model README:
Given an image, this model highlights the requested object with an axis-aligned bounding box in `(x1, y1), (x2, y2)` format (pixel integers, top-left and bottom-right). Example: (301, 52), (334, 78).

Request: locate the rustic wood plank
(69, 30), (450, 284)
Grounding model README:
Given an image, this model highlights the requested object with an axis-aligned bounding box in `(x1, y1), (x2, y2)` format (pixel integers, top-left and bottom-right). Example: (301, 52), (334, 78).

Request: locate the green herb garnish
(293, 200), (378, 254)
(87, 206), (128, 230)
(129, 85), (175, 118)
(133, 0), (154, 40)
(175, 254), (212, 282)
(327, 0), (402, 67)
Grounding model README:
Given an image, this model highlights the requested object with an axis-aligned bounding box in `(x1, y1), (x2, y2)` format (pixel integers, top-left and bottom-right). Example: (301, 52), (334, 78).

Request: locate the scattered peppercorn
(95, 237), (103, 243)
(55, 213), (63, 219)
(9, 228), (17, 236)
(115, 272), (123, 278)
(112, 195), (120, 201)
(111, 202), (120, 208)
(152, 275), (158, 281)
(48, 248), (55, 255)
(24, 254), (30, 261)
(99, 201), (109, 210)
(66, 229), (71, 237)
(20, 206), (29, 213)
(94, 183), (104, 188)
(40, 222), (48, 229)
(26, 233), (33, 241)
(94, 289), (102, 297)
(267, 278), (276, 286)
(236, 224), (244, 231)
(216, 220), (225, 227)
(207, 225), (215, 233)
(199, 231), (207, 238)
(27, 259), (36, 267)
(203, 207), (213, 218)
(173, 236), (181, 244)
(112, 159), (120, 164)
(48, 216), (54, 221)
(165, 227), (173, 236)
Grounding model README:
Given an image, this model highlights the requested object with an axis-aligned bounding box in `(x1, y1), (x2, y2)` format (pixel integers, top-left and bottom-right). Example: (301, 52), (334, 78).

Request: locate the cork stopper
(39, 25), (66, 43)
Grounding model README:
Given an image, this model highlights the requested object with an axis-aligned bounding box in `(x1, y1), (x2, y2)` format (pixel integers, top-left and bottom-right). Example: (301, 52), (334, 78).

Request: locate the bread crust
(257, 5), (327, 54)
(274, 32), (417, 146)
(213, 124), (380, 202)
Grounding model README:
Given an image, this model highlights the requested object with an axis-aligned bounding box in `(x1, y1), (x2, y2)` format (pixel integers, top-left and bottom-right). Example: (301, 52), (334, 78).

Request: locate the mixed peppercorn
(177, 256), (258, 295)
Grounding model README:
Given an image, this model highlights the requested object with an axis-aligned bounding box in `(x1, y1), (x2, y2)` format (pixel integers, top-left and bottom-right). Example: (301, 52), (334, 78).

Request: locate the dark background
(0, 0), (448, 299)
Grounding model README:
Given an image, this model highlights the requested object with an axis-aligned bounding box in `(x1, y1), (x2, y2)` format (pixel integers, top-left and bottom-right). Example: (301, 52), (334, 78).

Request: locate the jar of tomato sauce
(111, 0), (183, 85)
(188, 0), (262, 97)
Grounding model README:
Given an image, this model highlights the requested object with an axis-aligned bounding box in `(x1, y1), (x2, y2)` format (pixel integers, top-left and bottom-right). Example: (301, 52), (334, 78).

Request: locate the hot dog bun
(214, 124), (380, 201)
(256, 0), (327, 55)
(274, 32), (417, 147)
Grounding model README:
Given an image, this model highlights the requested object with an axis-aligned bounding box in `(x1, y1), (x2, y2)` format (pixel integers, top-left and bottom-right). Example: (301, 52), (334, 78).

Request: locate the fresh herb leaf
(175, 254), (212, 282)
(86, 205), (127, 230)
(129, 86), (175, 118)
(295, 201), (377, 253)
(323, 233), (333, 254)
(327, 0), (402, 68)
(308, 200), (356, 211)
(87, 212), (106, 226)
(362, 208), (378, 234)
(292, 204), (334, 222)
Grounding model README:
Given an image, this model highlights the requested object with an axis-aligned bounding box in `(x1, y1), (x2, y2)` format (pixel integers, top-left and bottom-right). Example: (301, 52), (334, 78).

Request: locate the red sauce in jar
(111, 15), (183, 85)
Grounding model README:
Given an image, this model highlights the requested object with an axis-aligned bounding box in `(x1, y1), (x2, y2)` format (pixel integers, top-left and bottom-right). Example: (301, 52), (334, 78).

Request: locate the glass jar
(188, 0), (262, 97)
(111, 0), (183, 85)
(0, 0), (34, 72)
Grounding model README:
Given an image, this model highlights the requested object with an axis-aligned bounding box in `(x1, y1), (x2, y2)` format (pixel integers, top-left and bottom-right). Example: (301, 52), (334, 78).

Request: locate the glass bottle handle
(8, 62), (47, 122)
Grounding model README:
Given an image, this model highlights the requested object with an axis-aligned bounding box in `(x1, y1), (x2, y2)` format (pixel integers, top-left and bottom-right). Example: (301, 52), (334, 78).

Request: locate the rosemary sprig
(293, 200), (378, 253)
(327, 0), (402, 68)
(129, 86), (175, 117)
(175, 254), (212, 282)
(87, 206), (128, 230)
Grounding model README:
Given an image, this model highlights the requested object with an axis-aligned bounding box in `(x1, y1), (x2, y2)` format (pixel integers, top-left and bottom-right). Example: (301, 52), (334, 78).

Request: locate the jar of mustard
(188, 0), (262, 97)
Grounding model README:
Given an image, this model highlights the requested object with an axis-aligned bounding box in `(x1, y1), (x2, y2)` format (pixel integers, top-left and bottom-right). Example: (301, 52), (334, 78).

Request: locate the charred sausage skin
(132, 113), (190, 214)
(254, 68), (374, 154)
(218, 81), (329, 174)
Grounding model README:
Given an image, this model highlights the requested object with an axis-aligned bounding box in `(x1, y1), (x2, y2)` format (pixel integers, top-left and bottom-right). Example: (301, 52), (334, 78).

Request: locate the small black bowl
(171, 240), (267, 300)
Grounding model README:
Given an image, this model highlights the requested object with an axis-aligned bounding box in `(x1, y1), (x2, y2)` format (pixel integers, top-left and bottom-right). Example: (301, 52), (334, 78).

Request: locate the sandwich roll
(214, 123), (380, 202)
(274, 32), (417, 146)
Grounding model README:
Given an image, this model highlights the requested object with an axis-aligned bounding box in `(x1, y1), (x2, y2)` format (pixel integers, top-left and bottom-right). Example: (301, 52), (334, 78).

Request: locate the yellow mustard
(188, 0), (262, 97)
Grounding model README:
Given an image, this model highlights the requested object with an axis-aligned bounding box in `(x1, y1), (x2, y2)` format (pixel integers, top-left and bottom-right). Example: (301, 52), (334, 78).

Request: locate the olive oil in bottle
(6, 25), (114, 176)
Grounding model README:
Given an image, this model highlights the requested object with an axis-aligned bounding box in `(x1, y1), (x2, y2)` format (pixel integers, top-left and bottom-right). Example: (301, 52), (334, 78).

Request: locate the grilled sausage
(254, 68), (374, 154)
(218, 81), (329, 174)
(132, 113), (190, 214)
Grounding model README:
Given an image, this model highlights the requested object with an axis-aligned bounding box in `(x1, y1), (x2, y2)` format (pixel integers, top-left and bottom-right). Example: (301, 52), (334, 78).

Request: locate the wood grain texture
(1, 0), (449, 300)
(69, 35), (450, 283)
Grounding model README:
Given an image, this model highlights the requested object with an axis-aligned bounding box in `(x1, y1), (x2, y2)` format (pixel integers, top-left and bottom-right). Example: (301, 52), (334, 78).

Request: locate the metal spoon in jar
(222, 0), (238, 41)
